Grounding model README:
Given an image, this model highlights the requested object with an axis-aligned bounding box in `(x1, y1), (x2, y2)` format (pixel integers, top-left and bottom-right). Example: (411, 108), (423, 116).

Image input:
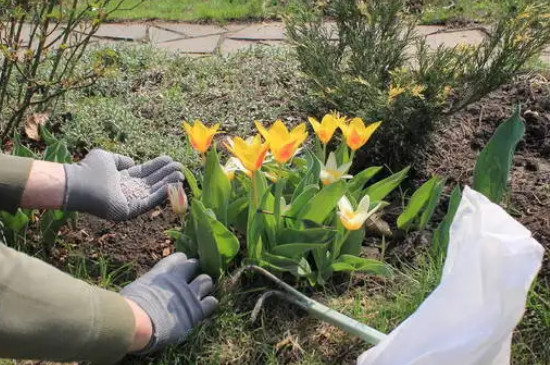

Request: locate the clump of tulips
(169, 113), (411, 285)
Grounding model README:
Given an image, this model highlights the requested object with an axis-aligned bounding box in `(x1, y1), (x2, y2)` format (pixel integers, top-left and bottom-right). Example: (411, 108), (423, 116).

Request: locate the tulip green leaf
(272, 243), (329, 258)
(278, 227), (337, 244)
(202, 147), (231, 224)
(182, 167), (201, 198)
(397, 175), (441, 230)
(431, 186), (462, 257)
(331, 255), (392, 277)
(286, 184), (319, 219)
(418, 177), (446, 230)
(261, 253), (312, 277)
(227, 197), (248, 229)
(364, 166), (410, 204)
(473, 107), (525, 204)
(192, 199), (239, 278)
(348, 166), (383, 199)
(292, 150), (321, 200)
(338, 228), (365, 257)
(298, 180), (347, 224)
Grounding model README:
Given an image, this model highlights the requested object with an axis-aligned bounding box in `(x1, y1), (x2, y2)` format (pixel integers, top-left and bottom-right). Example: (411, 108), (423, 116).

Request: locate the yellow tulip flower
(255, 120), (308, 164)
(308, 112), (343, 145)
(339, 118), (382, 151)
(338, 194), (383, 231)
(320, 152), (353, 185)
(182, 120), (219, 153)
(224, 135), (269, 172)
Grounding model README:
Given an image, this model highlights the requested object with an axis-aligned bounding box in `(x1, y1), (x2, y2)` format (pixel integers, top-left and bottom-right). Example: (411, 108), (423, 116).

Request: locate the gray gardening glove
(64, 149), (183, 221)
(121, 253), (218, 354)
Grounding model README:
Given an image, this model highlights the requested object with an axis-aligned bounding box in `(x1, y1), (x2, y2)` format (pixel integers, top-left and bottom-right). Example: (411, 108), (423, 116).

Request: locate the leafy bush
(166, 114), (446, 286)
(286, 0), (550, 167)
(0, 127), (75, 252)
(0, 0), (132, 142)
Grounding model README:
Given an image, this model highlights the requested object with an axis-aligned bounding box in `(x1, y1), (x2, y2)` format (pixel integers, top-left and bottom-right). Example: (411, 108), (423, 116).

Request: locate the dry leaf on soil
(24, 113), (49, 141)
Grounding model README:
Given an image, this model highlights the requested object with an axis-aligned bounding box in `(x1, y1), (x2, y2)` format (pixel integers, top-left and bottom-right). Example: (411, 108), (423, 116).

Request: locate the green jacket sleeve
(0, 242), (136, 364)
(0, 154), (33, 213)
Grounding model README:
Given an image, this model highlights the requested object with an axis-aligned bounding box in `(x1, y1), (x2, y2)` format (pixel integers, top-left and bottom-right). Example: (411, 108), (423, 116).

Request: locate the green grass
(420, 0), (528, 24)
(99, 0), (286, 22)
(106, 0), (534, 25)
(97, 0), (520, 24)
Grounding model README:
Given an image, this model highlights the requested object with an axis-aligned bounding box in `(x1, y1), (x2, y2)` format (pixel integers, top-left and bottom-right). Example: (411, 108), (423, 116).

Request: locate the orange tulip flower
(339, 118), (382, 151)
(255, 120), (307, 164)
(308, 112), (343, 145)
(182, 120), (219, 153)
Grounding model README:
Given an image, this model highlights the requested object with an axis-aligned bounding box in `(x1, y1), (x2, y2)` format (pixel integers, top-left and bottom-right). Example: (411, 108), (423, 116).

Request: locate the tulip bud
(168, 183), (188, 217)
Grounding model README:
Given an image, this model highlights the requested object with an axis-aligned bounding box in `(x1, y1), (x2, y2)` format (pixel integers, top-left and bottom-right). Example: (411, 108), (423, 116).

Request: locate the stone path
(89, 21), (550, 63)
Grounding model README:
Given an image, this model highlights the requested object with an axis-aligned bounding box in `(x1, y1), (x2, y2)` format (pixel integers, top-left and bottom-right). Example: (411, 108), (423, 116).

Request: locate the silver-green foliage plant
(286, 0), (550, 167)
(0, 0), (138, 142)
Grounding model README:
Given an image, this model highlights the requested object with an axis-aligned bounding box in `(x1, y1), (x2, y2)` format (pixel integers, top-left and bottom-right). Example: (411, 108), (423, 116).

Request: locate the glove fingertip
(201, 296), (219, 317)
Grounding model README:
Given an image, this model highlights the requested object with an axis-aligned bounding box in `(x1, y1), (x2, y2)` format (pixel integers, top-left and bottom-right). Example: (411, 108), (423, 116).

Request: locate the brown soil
(57, 74), (550, 281)
(62, 206), (179, 275)
(421, 74), (550, 282)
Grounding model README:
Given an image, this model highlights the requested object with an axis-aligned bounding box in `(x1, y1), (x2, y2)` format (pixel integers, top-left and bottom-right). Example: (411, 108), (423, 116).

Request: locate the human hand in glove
(19, 149), (183, 220)
(121, 253), (218, 354)
(63, 149), (184, 221)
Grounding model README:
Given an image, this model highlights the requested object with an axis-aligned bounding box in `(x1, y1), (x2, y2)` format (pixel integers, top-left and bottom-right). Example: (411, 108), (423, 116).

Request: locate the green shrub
(0, 0), (133, 142)
(286, 0), (550, 168)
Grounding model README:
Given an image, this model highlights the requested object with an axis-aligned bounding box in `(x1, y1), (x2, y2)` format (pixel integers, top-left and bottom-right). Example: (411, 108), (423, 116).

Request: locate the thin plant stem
(230, 265), (387, 345)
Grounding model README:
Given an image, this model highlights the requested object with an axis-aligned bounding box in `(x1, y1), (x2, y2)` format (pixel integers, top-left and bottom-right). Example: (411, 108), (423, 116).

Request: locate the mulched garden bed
(60, 74), (550, 284)
(421, 74), (550, 282)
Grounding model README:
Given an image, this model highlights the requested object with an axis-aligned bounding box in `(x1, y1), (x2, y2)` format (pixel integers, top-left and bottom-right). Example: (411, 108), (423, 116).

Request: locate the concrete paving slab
(158, 34), (220, 54)
(153, 22), (226, 37)
(228, 22), (285, 40)
(415, 25), (446, 36)
(222, 23), (251, 33)
(425, 30), (485, 48)
(220, 39), (254, 54)
(92, 23), (148, 41)
(149, 27), (184, 44)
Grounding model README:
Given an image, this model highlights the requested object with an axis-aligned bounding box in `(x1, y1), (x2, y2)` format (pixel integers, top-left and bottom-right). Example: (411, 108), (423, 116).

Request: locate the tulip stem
(350, 150), (356, 163)
(323, 143), (327, 162)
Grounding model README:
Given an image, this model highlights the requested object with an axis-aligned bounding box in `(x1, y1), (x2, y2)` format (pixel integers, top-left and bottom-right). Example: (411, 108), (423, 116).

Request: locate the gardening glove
(120, 253), (218, 354)
(63, 149), (184, 221)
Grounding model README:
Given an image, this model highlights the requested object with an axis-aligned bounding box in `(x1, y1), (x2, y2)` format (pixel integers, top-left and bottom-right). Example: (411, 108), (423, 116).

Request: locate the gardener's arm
(0, 151), (217, 363)
(0, 149), (185, 219)
(0, 243), (218, 363)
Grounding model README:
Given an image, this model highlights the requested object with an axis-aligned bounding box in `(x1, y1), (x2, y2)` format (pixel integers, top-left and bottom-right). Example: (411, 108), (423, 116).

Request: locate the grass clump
(79, 0), (287, 22)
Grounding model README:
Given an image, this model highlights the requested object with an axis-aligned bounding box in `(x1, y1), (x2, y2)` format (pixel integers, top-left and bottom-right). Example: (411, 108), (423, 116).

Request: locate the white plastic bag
(357, 186), (544, 365)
